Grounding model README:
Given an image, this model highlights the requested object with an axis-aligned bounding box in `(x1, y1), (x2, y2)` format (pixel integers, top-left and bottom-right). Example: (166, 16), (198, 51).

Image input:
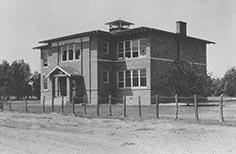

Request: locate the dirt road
(0, 112), (235, 154)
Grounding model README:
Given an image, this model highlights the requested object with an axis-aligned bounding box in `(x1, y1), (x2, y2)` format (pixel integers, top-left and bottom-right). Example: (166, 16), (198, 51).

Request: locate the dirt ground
(0, 111), (236, 154)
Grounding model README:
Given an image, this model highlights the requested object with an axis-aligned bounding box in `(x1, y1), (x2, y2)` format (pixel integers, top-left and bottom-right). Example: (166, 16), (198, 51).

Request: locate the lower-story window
(117, 69), (147, 88)
(43, 76), (48, 90)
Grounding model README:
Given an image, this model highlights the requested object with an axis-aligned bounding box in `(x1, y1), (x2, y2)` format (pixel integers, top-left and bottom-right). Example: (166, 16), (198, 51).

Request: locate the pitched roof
(46, 65), (81, 78)
(37, 26), (214, 45)
(105, 19), (134, 26)
(113, 27), (215, 44)
(39, 30), (111, 44)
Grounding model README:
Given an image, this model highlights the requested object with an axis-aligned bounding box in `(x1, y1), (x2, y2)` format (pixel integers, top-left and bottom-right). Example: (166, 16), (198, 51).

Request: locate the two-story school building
(34, 19), (214, 105)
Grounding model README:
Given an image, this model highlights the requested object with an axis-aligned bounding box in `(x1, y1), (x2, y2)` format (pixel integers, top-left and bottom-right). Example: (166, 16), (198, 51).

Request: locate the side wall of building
(150, 32), (207, 103)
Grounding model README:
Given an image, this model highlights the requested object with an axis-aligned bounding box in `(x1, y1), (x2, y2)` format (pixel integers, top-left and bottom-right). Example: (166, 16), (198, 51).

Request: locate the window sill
(117, 87), (147, 90)
(41, 89), (49, 92)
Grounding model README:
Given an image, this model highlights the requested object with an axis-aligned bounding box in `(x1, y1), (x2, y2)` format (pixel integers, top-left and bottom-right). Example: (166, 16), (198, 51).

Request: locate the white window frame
(117, 39), (147, 59)
(42, 75), (49, 90)
(68, 44), (74, 61)
(117, 69), (147, 89)
(103, 70), (109, 83)
(103, 41), (109, 54)
(61, 45), (68, 62)
(74, 44), (81, 61)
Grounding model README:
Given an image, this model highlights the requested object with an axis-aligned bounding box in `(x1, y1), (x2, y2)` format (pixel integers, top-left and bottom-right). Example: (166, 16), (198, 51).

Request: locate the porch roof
(46, 66), (81, 78)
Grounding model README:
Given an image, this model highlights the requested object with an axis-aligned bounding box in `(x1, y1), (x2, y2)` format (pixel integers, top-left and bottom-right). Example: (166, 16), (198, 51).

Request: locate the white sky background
(0, 0), (235, 78)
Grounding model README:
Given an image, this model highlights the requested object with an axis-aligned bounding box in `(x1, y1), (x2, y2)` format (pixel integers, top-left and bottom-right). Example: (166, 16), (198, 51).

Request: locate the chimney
(176, 21), (187, 36)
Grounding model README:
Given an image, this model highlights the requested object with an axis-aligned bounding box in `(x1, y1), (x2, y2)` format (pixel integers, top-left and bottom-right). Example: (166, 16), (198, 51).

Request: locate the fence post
(9, 97), (12, 112)
(42, 96), (45, 113)
(109, 95), (112, 116)
(220, 94), (224, 122)
(97, 98), (100, 116)
(1, 96), (4, 111)
(51, 96), (54, 112)
(25, 96), (28, 112)
(138, 96), (142, 118)
(83, 95), (86, 115)
(61, 96), (64, 113)
(175, 94), (178, 120)
(194, 95), (199, 120)
(156, 95), (159, 119)
(72, 96), (75, 114)
(123, 95), (126, 118)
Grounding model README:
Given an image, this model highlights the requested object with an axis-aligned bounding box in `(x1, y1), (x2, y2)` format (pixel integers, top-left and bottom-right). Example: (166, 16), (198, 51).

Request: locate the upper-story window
(103, 41), (109, 54)
(61, 43), (81, 62)
(118, 42), (124, 58)
(75, 44), (81, 60)
(42, 52), (48, 67)
(117, 69), (147, 88)
(62, 46), (67, 61)
(103, 70), (109, 83)
(68, 44), (74, 61)
(117, 38), (147, 59)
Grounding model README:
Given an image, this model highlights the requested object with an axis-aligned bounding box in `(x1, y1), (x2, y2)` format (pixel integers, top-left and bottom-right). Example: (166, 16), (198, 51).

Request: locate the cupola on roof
(105, 19), (134, 32)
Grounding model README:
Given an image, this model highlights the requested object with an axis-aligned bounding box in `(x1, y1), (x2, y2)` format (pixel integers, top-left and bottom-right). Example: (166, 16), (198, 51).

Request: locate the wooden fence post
(25, 96), (28, 112)
(1, 96), (4, 111)
(138, 96), (142, 118)
(194, 95), (199, 120)
(26, 96), (29, 112)
(123, 96), (126, 118)
(72, 96), (75, 114)
(51, 96), (54, 112)
(83, 95), (86, 115)
(97, 98), (100, 116)
(220, 94), (224, 122)
(9, 98), (12, 112)
(156, 95), (159, 119)
(42, 96), (45, 113)
(61, 96), (64, 113)
(109, 95), (112, 116)
(175, 94), (178, 120)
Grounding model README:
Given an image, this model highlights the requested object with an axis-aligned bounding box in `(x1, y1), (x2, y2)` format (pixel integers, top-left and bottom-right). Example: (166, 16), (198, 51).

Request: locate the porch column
(67, 77), (70, 101)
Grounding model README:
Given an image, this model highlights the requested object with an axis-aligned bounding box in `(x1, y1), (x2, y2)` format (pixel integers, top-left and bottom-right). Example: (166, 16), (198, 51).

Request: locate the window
(140, 69), (147, 87)
(42, 52), (48, 67)
(75, 43), (81, 60)
(125, 70), (131, 87)
(62, 46), (67, 61)
(117, 39), (147, 59)
(103, 70), (109, 83)
(118, 71), (124, 88)
(68, 44), (73, 60)
(43, 76), (48, 90)
(140, 39), (147, 56)
(118, 42), (124, 59)
(132, 40), (139, 58)
(103, 41), (109, 54)
(133, 70), (139, 87)
(125, 41), (131, 58)
(117, 69), (147, 88)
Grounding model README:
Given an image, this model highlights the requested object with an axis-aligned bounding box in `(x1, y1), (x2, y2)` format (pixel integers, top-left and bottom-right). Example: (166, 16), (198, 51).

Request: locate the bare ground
(0, 111), (236, 154)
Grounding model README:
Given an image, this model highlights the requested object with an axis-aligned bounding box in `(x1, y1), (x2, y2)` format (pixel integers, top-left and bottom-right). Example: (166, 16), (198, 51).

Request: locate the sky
(0, 0), (235, 78)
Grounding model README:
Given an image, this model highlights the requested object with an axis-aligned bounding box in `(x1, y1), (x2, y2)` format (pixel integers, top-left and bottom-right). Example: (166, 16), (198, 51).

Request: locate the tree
(0, 60), (11, 97)
(31, 72), (40, 100)
(166, 60), (211, 97)
(221, 67), (236, 96)
(10, 59), (32, 99)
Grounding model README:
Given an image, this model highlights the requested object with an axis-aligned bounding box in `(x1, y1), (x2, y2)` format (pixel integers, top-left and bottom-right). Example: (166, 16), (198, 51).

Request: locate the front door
(59, 77), (67, 96)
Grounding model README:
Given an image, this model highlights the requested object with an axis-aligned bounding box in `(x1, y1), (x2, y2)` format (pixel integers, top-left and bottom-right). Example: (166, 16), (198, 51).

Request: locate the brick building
(34, 19), (214, 105)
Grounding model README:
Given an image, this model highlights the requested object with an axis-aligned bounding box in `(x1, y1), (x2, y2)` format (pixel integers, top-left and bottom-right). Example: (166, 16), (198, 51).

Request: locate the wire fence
(0, 94), (234, 123)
